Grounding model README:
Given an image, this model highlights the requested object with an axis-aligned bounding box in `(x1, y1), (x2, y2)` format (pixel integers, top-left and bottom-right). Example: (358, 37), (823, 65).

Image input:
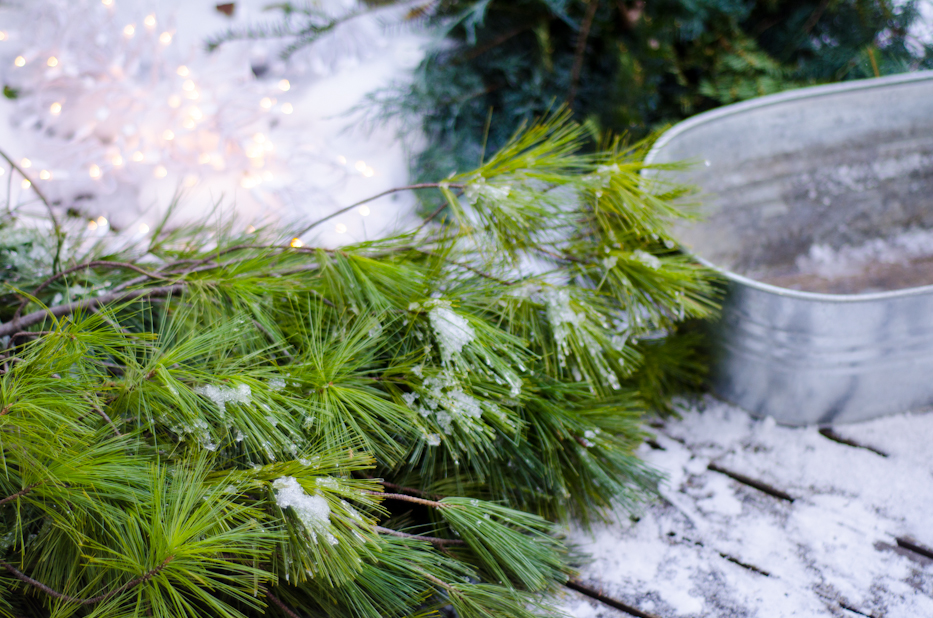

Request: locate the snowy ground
(559, 398), (933, 618)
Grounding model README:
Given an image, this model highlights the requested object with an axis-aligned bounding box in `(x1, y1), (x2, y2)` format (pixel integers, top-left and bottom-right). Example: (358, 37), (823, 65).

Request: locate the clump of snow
(632, 249), (662, 270)
(194, 383), (251, 415)
(426, 301), (475, 364)
(268, 378), (286, 392)
(408, 370), (486, 434)
(273, 476), (338, 546)
(544, 288), (584, 367)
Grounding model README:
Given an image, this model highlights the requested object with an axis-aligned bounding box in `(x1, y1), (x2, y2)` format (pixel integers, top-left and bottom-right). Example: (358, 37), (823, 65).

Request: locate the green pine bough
(0, 115), (717, 618)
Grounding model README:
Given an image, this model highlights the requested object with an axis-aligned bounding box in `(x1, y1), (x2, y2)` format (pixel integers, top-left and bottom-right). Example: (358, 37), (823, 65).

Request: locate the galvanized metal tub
(645, 71), (933, 425)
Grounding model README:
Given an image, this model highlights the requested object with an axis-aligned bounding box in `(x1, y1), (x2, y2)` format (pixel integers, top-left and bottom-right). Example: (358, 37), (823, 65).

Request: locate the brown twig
(366, 492), (447, 509)
(266, 590), (305, 618)
(0, 555), (172, 605)
(0, 284), (187, 339)
(0, 484), (39, 508)
(0, 150), (58, 232)
(416, 250), (516, 286)
(293, 183), (464, 238)
(375, 526), (465, 547)
(567, 0), (599, 109)
(82, 394), (121, 436)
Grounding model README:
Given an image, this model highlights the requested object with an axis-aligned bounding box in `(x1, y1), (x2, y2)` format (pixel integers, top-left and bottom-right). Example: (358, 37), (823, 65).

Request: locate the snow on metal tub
(645, 71), (933, 425)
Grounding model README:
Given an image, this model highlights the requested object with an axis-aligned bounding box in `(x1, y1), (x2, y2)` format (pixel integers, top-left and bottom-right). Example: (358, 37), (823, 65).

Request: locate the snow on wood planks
(559, 398), (933, 618)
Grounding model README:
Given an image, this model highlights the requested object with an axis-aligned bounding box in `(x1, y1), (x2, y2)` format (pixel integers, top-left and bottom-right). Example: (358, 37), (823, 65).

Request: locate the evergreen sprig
(0, 114), (716, 617)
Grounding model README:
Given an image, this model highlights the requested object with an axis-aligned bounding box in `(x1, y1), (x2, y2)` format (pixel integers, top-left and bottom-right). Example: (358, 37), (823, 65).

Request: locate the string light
(167, 95), (181, 108)
(182, 118), (195, 129)
(290, 238), (303, 248)
(182, 79), (195, 92)
(163, 129), (174, 141)
(132, 151), (144, 162)
(336, 155), (346, 164)
(185, 89), (199, 100)
(21, 179), (31, 189)
(183, 174), (198, 187)
(144, 14), (156, 29)
(154, 165), (167, 178)
(0, 31), (7, 41)
(281, 103), (293, 114)
(46, 56), (58, 67)
(49, 102), (62, 115)
(97, 216), (107, 226)
(89, 164), (101, 178)
(139, 223), (150, 233)
(198, 153), (211, 164)
(176, 65), (189, 77)
(88, 220), (98, 231)
(362, 167), (374, 177)
(188, 107), (202, 120)
(111, 154), (124, 166)
(101, 0), (113, 5)
(159, 32), (172, 45)
(335, 223), (347, 234)
(354, 161), (366, 172)
(20, 158), (31, 168)
(359, 205), (370, 217)
(39, 170), (51, 180)
(246, 225), (256, 233)
(14, 56), (25, 67)
(123, 24), (135, 38)
(260, 97), (273, 109)
(278, 79), (290, 92)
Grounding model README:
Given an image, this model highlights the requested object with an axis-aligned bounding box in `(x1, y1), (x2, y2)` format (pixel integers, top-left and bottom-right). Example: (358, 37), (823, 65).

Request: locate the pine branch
(374, 526), (466, 546)
(266, 591), (305, 618)
(0, 556), (172, 605)
(0, 284), (186, 339)
(0, 484), (39, 507)
(567, 0), (599, 109)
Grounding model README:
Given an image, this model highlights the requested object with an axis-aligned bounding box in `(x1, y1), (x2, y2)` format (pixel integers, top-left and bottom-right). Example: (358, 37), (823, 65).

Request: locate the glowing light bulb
(335, 223), (347, 234)
(20, 158), (31, 168)
(159, 32), (172, 45)
(111, 154), (123, 166)
(262, 171), (274, 181)
(101, 0), (113, 6)
(278, 79), (290, 92)
(97, 216), (108, 226)
(198, 153), (211, 164)
(246, 225), (256, 233)
(176, 65), (189, 77)
(50, 102), (62, 115)
(260, 97), (273, 109)
(154, 165), (167, 178)
(183, 174), (198, 187)
(182, 118), (195, 129)
(363, 167), (375, 178)
(189, 107), (202, 120)
(89, 164), (101, 178)
(167, 95), (181, 108)
(163, 129), (174, 141)
(144, 14), (156, 28)
(185, 90), (199, 100)
(123, 24), (135, 38)
(290, 238), (303, 248)
(281, 102), (293, 114)
(0, 31), (7, 41)
(46, 56), (58, 67)
(354, 161), (366, 172)
(88, 220), (98, 231)
(139, 223), (150, 234)
(182, 80), (195, 92)
(337, 155), (346, 165)
(132, 151), (144, 162)
(13, 56), (24, 67)
(21, 179), (30, 189)
(39, 170), (51, 180)
(253, 133), (266, 143)
(359, 205), (370, 217)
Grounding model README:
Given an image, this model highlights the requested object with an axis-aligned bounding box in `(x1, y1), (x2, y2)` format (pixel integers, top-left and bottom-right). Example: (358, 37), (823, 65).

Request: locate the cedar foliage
(0, 116), (717, 618)
(367, 0), (933, 183)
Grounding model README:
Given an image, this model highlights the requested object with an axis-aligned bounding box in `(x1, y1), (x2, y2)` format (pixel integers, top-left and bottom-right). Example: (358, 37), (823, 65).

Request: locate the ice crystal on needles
(273, 476), (338, 546)
(194, 383), (251, 415)
(427, 301), (475, 364)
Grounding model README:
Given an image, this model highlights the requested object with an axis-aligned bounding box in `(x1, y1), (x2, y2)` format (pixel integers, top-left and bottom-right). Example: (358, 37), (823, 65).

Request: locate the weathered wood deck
(560, 398), (933, 618)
